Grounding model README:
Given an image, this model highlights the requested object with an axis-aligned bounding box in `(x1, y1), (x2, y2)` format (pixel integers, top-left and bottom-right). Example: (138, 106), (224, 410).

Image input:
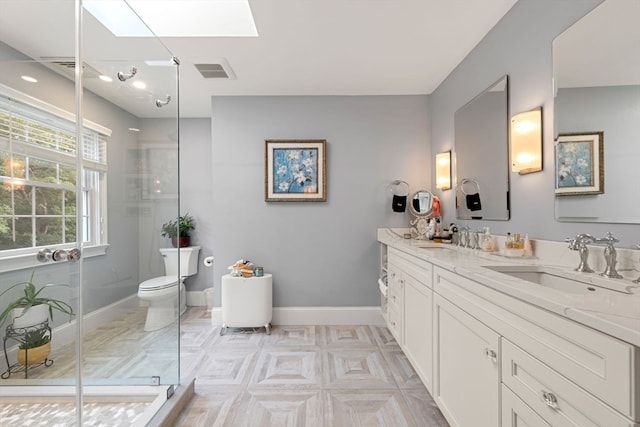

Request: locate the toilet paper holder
(203, 256), (215, 267)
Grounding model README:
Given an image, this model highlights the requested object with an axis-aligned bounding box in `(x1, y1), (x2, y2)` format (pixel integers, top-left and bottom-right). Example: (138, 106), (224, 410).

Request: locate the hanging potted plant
(161, 213), (196, 248)
(17, 328), (51, 367)
(0, 272), (75, 329)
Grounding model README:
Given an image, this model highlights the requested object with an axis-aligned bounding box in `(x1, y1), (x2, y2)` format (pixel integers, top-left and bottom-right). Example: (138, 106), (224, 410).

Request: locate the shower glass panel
(0, 0), (180, 424)
(81, 1), (180, 388)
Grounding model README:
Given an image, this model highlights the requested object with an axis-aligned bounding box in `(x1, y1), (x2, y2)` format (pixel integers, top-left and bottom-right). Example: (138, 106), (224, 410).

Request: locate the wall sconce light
(511, 107), (542, 174)
(435, 150), (451, 190)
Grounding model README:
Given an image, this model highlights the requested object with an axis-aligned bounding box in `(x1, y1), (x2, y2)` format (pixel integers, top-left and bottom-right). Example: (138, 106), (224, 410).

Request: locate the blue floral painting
(273, 148), (318, 194)
(555, 132), (603, 195)
(556, 141), (593, 188)
(265, 140), (326, 202)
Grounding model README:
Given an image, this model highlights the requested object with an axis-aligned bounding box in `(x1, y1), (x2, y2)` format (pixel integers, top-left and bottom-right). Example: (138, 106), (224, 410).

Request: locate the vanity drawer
(389, 248), (432, 288)
(387, 305), (403, 344)
(502, 385), (551, 427)
(502, 339), (635, 427)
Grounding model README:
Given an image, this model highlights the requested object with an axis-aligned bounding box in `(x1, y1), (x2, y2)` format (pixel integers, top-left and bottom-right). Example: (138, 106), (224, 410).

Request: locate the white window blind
(0, 89), (109, 253)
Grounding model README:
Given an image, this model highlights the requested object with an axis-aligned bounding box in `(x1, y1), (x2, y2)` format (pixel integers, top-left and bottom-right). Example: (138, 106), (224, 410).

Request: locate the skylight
(84, 0), (258, 37)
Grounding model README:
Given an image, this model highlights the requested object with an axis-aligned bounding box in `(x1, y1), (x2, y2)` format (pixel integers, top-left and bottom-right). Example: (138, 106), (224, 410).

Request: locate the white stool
(220, 273), (273, 335)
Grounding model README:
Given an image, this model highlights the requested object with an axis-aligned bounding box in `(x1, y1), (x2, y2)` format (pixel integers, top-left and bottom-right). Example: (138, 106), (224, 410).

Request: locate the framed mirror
(454, 75), (510, 220)
(409, 190), (433, 239)
(553, 0), (640, 224)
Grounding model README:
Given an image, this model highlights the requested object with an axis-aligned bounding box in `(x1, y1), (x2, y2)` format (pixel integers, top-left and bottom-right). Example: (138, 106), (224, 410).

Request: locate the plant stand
(2, 321), (53, 379)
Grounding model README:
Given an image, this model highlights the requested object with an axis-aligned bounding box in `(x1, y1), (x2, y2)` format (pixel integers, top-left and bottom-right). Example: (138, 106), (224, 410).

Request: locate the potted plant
(17, 328), (51, 367)
(161, 213), (196, 248)
(0, 272), (74, 329)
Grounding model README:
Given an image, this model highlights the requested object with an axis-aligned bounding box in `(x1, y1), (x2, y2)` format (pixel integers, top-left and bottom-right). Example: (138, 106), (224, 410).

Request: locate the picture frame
(265, 139), (326, 202)
(555, 132), (604, 196)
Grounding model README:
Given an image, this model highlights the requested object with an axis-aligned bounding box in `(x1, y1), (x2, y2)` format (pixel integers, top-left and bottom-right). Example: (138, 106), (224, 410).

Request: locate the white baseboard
(210, 306), (384, 326)
(186, 290), (206, 307)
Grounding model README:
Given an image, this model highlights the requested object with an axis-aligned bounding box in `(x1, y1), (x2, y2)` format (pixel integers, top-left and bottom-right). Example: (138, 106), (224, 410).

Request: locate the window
(0, 87), (110, 256)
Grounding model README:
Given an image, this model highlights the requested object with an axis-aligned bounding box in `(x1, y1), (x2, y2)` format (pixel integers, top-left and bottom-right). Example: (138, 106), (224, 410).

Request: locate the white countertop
(378, 228), (640, 347)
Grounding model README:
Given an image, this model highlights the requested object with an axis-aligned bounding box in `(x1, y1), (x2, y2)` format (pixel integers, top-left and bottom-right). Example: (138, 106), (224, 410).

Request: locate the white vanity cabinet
(387, 248), (434, 390)
(378, 238), (640, 427)
(433, 293), (500, 427)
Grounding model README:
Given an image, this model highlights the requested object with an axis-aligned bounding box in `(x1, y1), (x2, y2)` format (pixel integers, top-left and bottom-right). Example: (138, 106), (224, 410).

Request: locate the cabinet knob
(541, 390), (558, 409)
(484, 348), (497, 363)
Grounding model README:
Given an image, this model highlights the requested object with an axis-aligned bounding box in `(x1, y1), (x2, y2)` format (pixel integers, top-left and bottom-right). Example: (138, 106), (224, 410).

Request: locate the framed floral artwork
(555, 132), (604, 196)
(265, 140), (326, 202)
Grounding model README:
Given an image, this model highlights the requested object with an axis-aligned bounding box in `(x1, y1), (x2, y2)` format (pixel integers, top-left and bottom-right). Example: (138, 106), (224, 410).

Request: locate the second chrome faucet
(566, 232), (624, 279)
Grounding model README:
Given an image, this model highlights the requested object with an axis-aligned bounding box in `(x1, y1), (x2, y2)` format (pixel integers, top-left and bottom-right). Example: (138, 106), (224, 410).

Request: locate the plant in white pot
(0, 273), (74, 329)
(161, 213), (196, 248)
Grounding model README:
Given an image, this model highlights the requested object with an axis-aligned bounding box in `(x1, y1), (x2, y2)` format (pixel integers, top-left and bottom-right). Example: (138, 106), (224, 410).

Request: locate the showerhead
(117, 66), (137, 82)
(155, 95), (172, 108)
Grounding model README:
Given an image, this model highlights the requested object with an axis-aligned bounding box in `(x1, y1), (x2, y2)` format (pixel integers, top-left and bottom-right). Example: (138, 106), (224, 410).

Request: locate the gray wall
(1, 42), (147, 318)
(429, 0), (638, 248)
(206, 96), (429, 306)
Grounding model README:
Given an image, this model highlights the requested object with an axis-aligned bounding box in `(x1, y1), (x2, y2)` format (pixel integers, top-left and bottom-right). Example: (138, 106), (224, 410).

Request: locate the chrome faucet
(594, 232), (623, 279)
(459, 226), (470, 248)
(566, 234), (596, 272)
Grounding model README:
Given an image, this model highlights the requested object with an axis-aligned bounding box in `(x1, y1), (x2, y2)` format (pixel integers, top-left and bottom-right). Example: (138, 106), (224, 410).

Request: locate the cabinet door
(403, 274), (433, 392)
(433, 294), (500, 427)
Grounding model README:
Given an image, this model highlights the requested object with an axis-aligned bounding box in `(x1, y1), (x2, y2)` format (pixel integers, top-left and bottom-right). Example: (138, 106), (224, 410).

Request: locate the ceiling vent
(41, 57), (103, 80)
(194, 59), (236, 79)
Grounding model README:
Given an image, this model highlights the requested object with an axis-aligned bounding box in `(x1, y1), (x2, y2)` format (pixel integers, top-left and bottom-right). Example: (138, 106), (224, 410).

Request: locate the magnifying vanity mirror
(454, 75), (510, 220)
(553, 0), (640, 224)
(409, 190), (433, 239)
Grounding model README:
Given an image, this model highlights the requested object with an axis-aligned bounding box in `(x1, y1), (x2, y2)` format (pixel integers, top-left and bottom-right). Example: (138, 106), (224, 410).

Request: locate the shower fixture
(155, 95), (171, 108)
(117, 66), (137, 81)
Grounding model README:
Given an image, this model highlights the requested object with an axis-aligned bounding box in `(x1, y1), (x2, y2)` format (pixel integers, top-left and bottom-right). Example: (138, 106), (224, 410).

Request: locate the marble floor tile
(175, 311), (450, 426)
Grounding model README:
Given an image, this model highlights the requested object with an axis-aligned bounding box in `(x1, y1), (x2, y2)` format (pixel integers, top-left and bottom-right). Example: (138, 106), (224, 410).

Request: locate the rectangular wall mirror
(454, 75), (510, 220)
(553, 0), (640, 224)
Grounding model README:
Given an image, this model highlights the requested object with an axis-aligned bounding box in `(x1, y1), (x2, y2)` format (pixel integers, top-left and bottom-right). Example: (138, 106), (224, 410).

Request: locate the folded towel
(466, 193), (482, 211)
(392, 194), (407, 212)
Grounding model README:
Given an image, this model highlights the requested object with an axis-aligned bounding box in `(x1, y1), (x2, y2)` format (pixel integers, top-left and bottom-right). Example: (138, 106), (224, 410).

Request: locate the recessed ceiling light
(84, 0), (258, 37)
(99, 75), (113, 82)
(21, 75), (38, 83)
(132, 81), (146, 90)
(128, 127), (140, 132)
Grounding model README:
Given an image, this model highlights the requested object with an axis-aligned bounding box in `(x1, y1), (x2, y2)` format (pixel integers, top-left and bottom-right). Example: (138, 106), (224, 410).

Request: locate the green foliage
(0, 272), (74, 327)
(19, 328), (51, 349)
(161, 213), (196, 239)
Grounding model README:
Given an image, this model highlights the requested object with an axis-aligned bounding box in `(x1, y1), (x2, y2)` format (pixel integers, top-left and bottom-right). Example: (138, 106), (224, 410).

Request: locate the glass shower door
(1, 0), (181, 424)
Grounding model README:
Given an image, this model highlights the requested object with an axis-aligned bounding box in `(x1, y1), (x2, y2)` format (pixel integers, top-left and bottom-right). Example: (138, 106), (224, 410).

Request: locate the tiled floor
(0, 307), (449, 426)
(176, 308), (449, 426)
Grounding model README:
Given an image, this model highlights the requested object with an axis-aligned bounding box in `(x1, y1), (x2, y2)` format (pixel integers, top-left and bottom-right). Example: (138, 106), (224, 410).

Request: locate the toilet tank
(159, 246), (201, 277)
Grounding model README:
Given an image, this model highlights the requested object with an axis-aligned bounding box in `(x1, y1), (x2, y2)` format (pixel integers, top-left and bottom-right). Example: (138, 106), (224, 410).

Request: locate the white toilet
(138, 246), (200, 331)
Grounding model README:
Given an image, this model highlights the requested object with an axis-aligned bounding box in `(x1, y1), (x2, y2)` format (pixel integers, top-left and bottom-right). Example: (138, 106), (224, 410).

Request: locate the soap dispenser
(482, 227), (495, 252)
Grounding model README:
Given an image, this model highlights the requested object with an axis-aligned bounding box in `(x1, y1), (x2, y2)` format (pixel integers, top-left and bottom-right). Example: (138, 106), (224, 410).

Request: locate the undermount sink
(482, 265), (633, 295)
(409, 241), (452, 249)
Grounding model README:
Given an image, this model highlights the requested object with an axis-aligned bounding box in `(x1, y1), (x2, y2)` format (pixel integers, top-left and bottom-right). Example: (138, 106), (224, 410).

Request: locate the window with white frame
(0, 89), (109, 255)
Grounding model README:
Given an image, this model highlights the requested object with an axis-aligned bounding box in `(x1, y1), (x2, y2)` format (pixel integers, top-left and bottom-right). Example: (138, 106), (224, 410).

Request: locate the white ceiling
(0, 0), (518, 118)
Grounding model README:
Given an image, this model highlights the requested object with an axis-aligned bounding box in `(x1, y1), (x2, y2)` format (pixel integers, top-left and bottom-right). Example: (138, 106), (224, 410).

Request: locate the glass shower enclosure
(0, 1), (182, 424)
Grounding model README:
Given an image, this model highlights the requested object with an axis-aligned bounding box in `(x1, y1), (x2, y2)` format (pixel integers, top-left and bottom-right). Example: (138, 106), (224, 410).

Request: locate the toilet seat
(139, 275), (178, 291)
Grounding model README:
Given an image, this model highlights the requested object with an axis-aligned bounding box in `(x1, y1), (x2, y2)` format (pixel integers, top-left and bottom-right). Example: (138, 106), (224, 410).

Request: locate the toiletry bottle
(513, 233), (522, 249)
(523, 234), (533, 257)
(505, 232), (514, 249)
